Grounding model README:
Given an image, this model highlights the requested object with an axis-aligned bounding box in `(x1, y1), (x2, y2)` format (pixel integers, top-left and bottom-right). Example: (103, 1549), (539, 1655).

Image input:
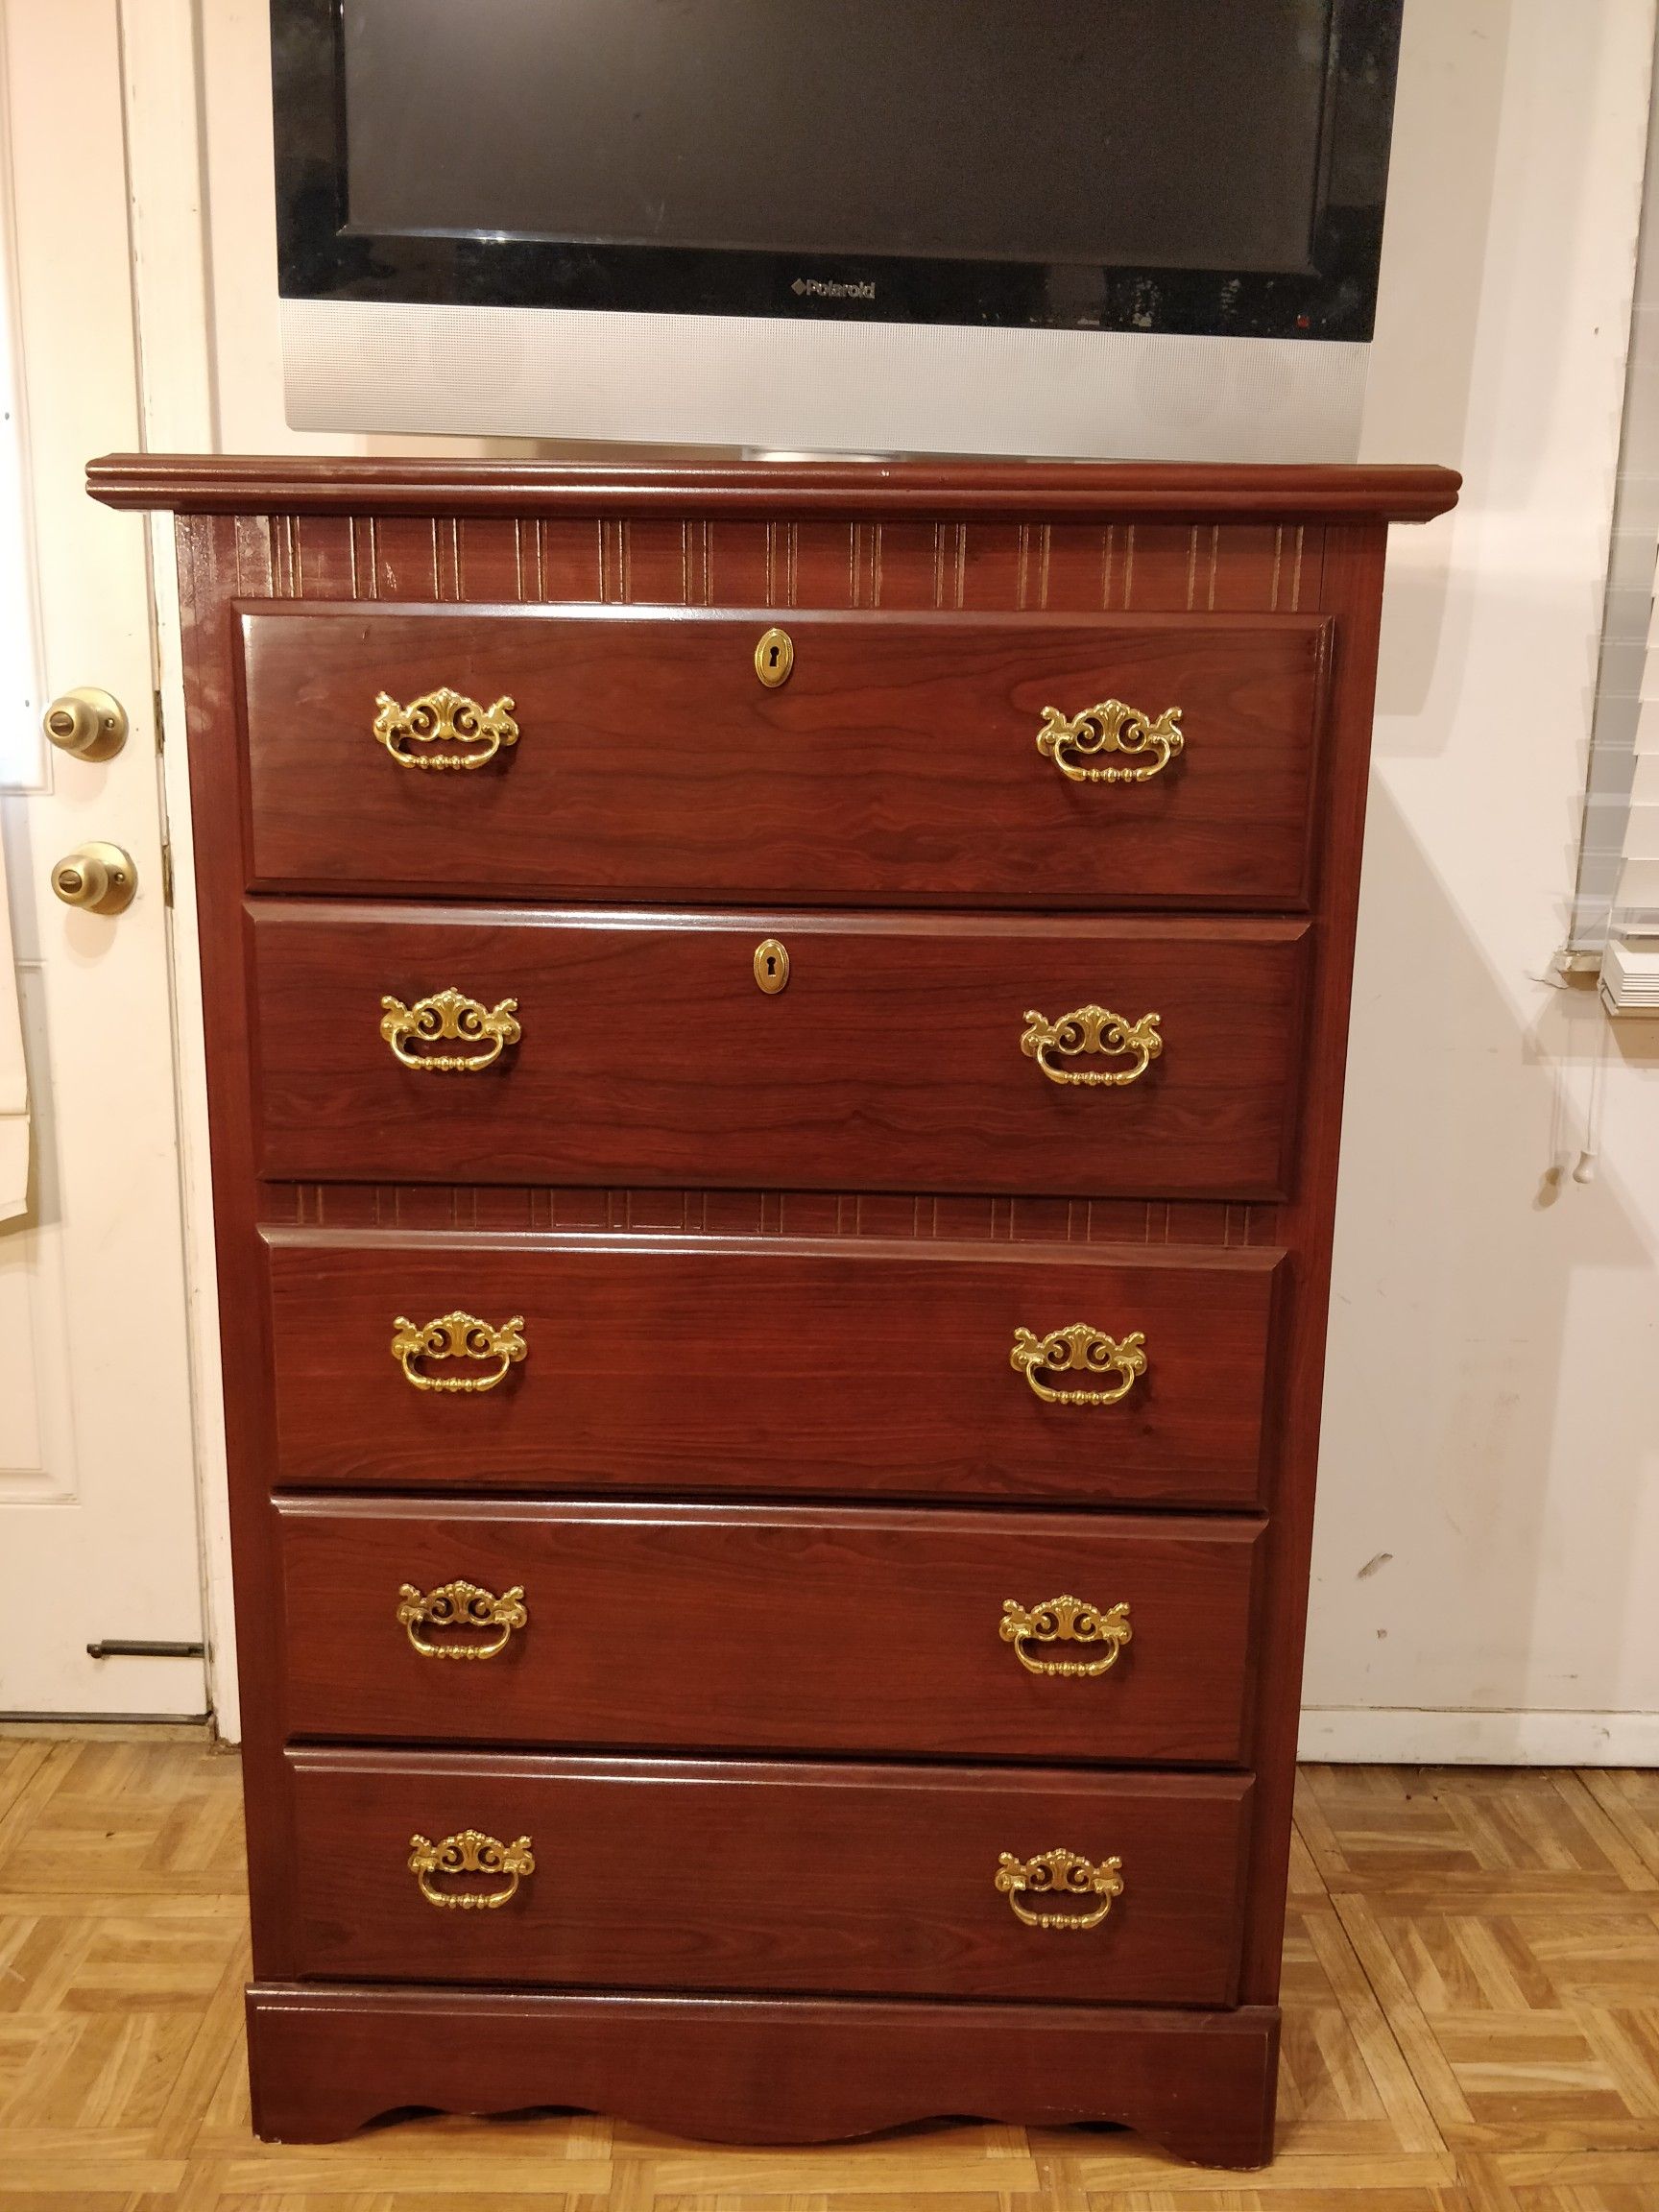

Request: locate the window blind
(1570, 27), (1659, 1004)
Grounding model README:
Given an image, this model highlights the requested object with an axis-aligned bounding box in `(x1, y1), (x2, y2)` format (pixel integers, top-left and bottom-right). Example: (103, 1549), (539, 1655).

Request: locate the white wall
(1310, 0), (1659, 1760)
(135, 0), (1659, 1756)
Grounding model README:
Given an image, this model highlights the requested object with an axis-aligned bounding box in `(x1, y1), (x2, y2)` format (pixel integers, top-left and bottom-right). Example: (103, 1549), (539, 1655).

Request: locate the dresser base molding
(246, 1984), (1281, 2167)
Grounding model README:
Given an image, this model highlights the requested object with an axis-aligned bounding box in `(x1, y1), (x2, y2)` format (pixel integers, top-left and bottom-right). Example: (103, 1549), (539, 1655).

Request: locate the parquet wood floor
(0, 1737), (1655, 2208)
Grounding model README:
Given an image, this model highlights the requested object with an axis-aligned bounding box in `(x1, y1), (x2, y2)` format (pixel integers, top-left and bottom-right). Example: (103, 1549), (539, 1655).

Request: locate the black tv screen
(276, 0), (1403, 340)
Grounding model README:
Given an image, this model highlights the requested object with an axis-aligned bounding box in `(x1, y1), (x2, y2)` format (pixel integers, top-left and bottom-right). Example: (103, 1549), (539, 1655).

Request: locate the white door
(0, 0), (205, 1717)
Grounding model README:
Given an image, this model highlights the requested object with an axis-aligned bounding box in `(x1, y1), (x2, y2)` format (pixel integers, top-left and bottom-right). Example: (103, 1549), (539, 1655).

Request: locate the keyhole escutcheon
(755, 626), (795, 689)
(754, 938), (791, 994)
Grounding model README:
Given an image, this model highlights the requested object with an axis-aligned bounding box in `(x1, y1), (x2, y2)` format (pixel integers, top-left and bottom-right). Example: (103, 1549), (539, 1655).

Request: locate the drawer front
(276, 1501), (1263, 1763)
(286, 1750), (1252, 2005)
(251, 908), (1309, 1199)
(239, 605), (1329, 908)
(265, 1234), (1280, 1508)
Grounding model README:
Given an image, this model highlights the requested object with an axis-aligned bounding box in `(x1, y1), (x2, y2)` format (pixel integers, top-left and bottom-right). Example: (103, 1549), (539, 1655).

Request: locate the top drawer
(237, 605), (1331, 908)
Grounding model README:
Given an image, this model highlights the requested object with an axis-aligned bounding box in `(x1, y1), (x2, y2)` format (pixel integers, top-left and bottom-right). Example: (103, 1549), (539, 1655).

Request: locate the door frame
(117, 0), (239, 1735)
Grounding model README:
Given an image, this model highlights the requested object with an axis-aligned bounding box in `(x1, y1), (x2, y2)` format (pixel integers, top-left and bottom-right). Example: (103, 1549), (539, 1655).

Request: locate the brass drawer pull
(1000, 1596), (1132, 1678)
(392, 1310), (527, 1393)
(408, 1829), (535, 1911)
(373, 686), (519, 771)
(1011, 1323), (1146, 1406)
(397, 1579), (528, 1660)
(995, 1848), (1124, 1932)
(380, 988), (521, 1072)
(1037, 699), (1183, 783)
(1021, 1004), (1161, 1087)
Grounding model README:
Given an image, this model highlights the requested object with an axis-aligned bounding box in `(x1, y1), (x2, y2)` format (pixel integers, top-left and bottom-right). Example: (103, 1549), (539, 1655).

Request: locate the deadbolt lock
(754, 938), (790, 994)
(42, 686), (128, 761)
(755, 627), (794, 688)
(52, 843), (137, 916)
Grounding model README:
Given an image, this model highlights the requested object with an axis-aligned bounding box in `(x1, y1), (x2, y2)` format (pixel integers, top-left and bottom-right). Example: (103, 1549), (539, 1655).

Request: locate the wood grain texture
(87, 450), (1463, 522)
(1237, 523), (1391, 2008)
(233, 499), (1336, 617)
(249, 906), (1311, 1199)
(8, 1739), (1659, 2198)
(245, 1984), (1280, 2163)
(263, 1231), (1284, 1507)
(260, 1176), (1286, 1247)
(274, 1498), (1264, 1762)
(239, 604), (1331, 908)
(283, 1748), (1254, 2006)
(90, 456), (1460, 2166)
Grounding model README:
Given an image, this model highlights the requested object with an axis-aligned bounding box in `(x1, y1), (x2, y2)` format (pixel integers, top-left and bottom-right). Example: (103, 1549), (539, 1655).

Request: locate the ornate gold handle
(391, 1311), (527, 1393)
(396, 1580), (528, 1660)
(408, 1829), (536, 1911)
(1037, 700), (1183, 783)
(1000, 1596), (1132, 1677)
(380, 989), (520, 1072)
(373, 686), (518, 771)
(1021, 1004), (1161, 1087)
(995, 1849), (1124, 1931)
(1010, 1324), (1146, 1406)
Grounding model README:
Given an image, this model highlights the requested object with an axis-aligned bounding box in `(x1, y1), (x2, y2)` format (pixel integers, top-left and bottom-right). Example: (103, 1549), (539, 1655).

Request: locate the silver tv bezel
(281, 298), (1370, 462)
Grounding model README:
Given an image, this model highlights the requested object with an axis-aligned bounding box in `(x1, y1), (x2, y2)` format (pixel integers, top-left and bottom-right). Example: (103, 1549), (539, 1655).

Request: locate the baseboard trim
(1298, 1706), (1659, 1765)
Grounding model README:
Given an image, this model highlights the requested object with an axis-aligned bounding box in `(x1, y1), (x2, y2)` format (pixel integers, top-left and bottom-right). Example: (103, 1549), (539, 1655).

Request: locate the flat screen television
(273, 0), (1405, 460)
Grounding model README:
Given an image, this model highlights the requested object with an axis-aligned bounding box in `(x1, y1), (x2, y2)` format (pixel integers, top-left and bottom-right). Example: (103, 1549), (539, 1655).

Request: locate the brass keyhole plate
(755, 627), (794, 688)
(754, 938), (790, 994)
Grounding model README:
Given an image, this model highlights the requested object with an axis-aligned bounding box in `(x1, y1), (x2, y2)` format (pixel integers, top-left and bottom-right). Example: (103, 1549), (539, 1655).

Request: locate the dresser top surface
(87, 452), (1461, 525)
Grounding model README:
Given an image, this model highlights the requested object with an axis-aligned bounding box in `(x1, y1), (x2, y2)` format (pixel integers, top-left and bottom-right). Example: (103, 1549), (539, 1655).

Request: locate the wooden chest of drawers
(92, 453), (1457, 2167)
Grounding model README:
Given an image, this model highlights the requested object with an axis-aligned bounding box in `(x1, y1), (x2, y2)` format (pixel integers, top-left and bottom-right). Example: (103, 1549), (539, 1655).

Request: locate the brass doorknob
(52, 843), (137, 915)
(42, 687), (128, 760)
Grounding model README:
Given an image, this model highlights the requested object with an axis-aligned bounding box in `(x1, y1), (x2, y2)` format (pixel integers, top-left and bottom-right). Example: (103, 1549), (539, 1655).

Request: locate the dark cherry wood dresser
(90, 453), (1457, 2167)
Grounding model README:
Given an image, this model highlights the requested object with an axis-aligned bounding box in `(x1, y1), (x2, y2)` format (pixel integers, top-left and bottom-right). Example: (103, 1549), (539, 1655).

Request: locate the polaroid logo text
(791, 277), (877, 301)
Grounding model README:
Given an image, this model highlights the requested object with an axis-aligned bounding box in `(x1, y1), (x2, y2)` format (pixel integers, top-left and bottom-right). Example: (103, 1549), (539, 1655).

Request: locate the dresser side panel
(174, 511), (299, 1973)
(1237, 519), (1391, 2001)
